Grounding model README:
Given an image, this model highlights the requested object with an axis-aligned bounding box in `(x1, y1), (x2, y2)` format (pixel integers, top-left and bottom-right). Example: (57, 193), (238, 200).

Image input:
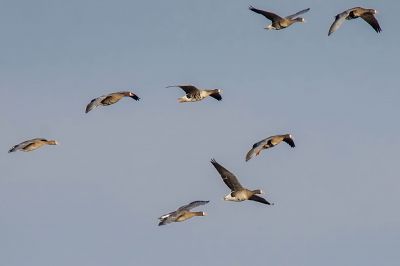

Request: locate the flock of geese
(8, 4), (382, 226)
(249, 5), (381, 34)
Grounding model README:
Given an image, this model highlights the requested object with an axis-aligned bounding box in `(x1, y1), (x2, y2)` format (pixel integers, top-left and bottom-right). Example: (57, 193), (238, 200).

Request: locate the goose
(8, 138), (59, 153)
(246, 134), (295, 162)
(85, 91), (140, 113)
(167, 85), (222, 103)
(158, 200), (209, 226)
(210, 159), (272, 205)
(249, 5), (310, 30)
(328, 7), (381, 36)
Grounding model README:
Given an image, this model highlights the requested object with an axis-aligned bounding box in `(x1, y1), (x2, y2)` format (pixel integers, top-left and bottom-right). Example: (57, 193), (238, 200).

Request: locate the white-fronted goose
(328, 7), (381, 36)
(249, 5), (310, 30)
(85, 91), (140, 113)
(158, 200), (209, 226)
(8, 138), (59, 153)
(246, 134), (295, 162)
(167, 85), (222, 103)
(210, 159), (272, 205)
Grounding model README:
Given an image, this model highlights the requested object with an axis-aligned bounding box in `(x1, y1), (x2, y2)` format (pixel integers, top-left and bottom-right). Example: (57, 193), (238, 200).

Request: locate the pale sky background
(1, 0), (399, 265)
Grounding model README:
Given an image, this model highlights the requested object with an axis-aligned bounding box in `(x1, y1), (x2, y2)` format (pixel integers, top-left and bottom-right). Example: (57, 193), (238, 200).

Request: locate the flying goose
(249, 5), (310, 30)
(158, 200), (209, 226)
(328, 7), (381, 36)
(246, 134), (295, 162)
(85, 91), (140, 113)
(210, 159), (272, 205)
(8, 138), (59, 153)
(167, 85), (222, 103)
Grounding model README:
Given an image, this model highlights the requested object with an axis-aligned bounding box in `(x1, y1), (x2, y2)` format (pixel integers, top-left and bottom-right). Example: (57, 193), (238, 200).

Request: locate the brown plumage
(249, 5), (310, 30)
(85, 91), (140, 113)
(158, 201), (209, 226)
(328, 7), (382, 36)
(210, 159), (272, 205)
(8, 138), (59, 153)
(246, 134), (295, 162)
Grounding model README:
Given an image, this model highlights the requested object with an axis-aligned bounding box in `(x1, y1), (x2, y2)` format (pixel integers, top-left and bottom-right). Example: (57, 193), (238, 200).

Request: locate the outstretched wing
(249, 195), (273, 205)
(249, 5), (282, 21)
(286, 8), (310, 19)
(210, 159), (243, 191)
(245, 138), (269, 161)
(245, 144), (264, 162)
(8, 138), (46, 153)
(167, 85), (199, 95)
(360, 13), (382, 33)
(328, 11), (349, 36)
(85, 95), (108, 113)
(178, 200), (209, 211)
(209, 91), (222, 101)
(158, 211), (177, 226)
(283, 135), (295, 148)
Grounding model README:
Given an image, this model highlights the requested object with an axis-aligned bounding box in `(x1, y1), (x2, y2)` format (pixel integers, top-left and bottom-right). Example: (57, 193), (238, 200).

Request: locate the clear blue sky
(1, 1), (399, 265)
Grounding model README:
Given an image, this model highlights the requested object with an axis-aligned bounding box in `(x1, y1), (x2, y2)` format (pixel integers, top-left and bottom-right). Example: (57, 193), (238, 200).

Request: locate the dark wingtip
(158, 220), (166, 226)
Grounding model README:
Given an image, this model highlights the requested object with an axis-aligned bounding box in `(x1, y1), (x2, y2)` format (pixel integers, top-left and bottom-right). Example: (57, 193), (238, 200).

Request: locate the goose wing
(249, 5), (282, 21)
(209, 91), (222, 101)
(245, 139), (267, 162)
(283, 135), (295, 148)
(85, 94), (108, 113)
(211, 159), (243, 191)
(158, 210), (178, 226)
(360, 13), (382, 33)
(167, 85), (199, 95)
(8, 138), (46, 153)
(328, 11), (350, 36)
(286, 8), (310, 19)
(178, 200), (209, 211)
(249, 195), (273, 205)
